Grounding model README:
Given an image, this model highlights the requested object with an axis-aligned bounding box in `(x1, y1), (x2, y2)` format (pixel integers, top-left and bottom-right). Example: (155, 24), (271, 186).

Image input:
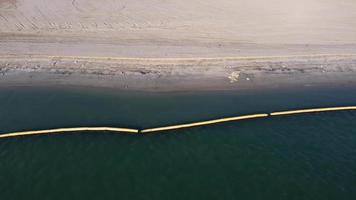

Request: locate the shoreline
(2, 0), (356, 92)
(1, 54), (356, 91)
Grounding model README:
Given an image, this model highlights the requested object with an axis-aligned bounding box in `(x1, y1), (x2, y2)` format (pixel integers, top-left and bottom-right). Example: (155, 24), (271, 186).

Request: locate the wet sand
(1, 54), (356, 91)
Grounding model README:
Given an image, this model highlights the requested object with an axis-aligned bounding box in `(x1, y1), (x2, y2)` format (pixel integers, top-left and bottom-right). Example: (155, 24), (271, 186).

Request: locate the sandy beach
(1, 0), (356, 91)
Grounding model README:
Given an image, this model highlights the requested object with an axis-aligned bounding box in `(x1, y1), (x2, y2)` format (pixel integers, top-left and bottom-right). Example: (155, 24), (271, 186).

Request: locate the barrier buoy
(0, 106), (356, 139)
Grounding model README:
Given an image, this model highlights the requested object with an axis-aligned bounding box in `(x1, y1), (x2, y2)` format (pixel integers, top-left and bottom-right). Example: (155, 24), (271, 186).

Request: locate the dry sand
(1, 0), (356, 90)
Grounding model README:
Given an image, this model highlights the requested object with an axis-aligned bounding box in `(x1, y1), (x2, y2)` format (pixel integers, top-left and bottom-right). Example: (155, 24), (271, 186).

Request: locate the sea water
(0, 85), (355, 199)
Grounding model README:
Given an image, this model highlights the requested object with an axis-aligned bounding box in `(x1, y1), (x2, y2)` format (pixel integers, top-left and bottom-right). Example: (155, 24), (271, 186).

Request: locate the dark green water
(0, 85), (356, 199)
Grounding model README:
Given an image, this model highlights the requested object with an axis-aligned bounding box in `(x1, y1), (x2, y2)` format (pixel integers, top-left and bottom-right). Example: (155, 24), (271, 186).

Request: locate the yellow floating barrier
(270, 106), (356, 116)
(1, 106), (356, 139)
(0, 127), (139, 138)
(141, 114), (269, 133)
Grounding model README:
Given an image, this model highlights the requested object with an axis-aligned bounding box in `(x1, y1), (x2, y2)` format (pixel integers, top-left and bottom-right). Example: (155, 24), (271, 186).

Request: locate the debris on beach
(228, 71), (240, 83)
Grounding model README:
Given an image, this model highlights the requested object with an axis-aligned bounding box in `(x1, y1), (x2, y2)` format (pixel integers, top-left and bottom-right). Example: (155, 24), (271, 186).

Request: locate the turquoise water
(0, 85), (356, 199)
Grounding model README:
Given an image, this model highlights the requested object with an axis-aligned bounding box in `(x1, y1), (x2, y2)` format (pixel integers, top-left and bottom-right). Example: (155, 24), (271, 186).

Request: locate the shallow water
(0, 85), (356, 199)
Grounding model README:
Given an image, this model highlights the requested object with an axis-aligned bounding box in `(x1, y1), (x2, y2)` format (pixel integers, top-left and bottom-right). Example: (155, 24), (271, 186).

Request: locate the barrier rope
(270, 106), (356, 116)
(0, 106), (356, 139)
(0, 127), (138, 138)
(141, 114), (268, 133)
